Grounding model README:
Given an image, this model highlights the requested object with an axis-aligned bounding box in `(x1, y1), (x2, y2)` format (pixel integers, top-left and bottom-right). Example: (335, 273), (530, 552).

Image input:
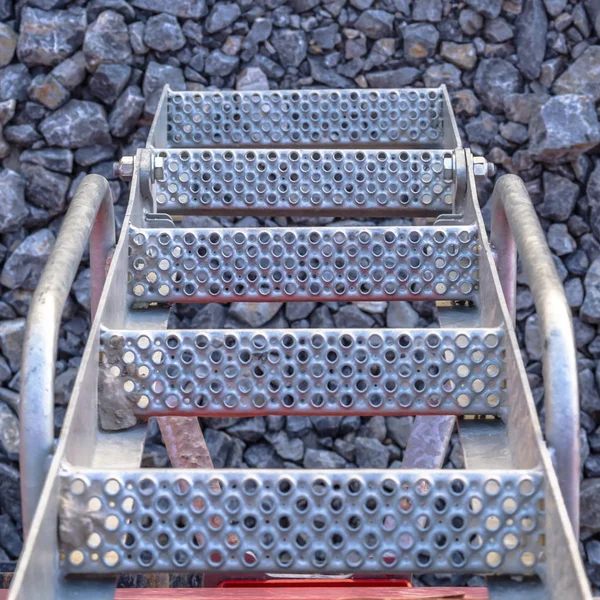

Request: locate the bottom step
(59, 469), (544, 576)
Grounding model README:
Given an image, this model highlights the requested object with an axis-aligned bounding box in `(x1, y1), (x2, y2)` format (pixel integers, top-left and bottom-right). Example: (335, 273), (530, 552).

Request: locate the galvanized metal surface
(9, 86), (592, 600)
(491, 175), (579, 535)
(153, 148), (454, 216)
(19, 174), (115, 537)
(60, 469), (544, 576)
(99, 327), (505, 419)
(162, 89), (445, 148)
(128, 224), (480, 304)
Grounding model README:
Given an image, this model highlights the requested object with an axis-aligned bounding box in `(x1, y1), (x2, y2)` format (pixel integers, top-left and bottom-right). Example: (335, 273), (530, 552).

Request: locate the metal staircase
(9, 86), (592, 599)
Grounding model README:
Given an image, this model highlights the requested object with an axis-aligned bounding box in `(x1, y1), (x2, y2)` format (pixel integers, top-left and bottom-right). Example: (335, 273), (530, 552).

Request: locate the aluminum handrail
(491, 173), (579, 535)
(20, 174), (115, 536)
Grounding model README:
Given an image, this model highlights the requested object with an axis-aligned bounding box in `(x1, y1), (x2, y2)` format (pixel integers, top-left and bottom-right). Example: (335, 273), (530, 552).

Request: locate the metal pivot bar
(19, 174), (115, 536)
(490, 174), (580, 535)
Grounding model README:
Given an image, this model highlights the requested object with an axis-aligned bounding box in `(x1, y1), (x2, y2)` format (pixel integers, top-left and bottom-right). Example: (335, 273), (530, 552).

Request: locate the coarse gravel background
(0, 0), (600, 590)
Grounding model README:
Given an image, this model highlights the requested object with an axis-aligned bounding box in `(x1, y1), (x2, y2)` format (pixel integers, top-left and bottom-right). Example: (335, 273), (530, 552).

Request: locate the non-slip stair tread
(153, 148), (454, 216)
(99, 327), (505, 417)
(162, 88), (445, 149)
(60, 469), (544, 576)
(128, 225), (479, 304)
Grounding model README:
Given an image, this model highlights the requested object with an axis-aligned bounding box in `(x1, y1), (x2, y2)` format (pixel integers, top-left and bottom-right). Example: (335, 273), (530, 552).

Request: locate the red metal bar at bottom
(0, 590), (489, 600)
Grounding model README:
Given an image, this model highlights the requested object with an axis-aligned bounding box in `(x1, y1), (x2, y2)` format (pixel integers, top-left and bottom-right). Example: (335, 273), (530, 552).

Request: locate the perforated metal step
(60, 469), (544, 576)
(159, 88), (446, 149)
(153, 148), (455, 216)
(128, 225), (479, 305)
(99, 328), (505, 418)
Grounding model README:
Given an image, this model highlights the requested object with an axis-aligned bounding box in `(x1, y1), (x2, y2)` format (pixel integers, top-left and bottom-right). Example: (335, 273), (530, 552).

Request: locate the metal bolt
(154, 156), (165, 181)
(473, 156), (496, 180)
(113, 156), (134, 181)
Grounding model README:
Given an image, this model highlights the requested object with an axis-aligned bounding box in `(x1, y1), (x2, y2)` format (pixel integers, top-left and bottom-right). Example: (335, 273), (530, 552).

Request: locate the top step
(150, 88), (455, 150)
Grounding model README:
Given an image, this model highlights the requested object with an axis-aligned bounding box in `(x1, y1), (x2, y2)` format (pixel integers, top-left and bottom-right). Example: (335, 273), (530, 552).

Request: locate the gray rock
(142, 61), (185, 115)
(423, 62), (462, 89)
(465, 111), (498, 145)
(412, 0), (442, 22)
(459, 8), (483, 34)
(4, 123), (41, 146)
(86, 0), (136, 22)
(17, 7), (86, 67)
(312, 24), (339, 51)
(309, 57), (354, 88)
(581, 479), (600, 531)
(0, 23), (16, 67)
(0, 514), (20, 559)
(464, 0), (501, 18)
(285, 302), (316, 322)
(333, 438), (356, 462)
(270, 430), (304, 462)
(360, 415), (386, 441)
(484, 18), (514, 43)
(229, 302), (283, 328)
(28, 74), (70, 110)
(0, 0), (11, 19)
(499, 121), (528, 144)
(0, 319), (26, 371)
(204, 428), (235, 468)
(1, 229), (55, 291)
(0, 64), (31, 102)
(585, 0), (600, 37)
(88, 63), (131, 105)
(539, 172), (579, 222)
(83, 10), (132, 71)
(553, 47), (600, 101)
(51, 52), (86, 90)
(386, 416), (413, 448)
(355, 436), (390, 468)
(515, 0), (547, 80)
(303, 448), (347, 469)
(0, 169), (27, 233)
(131, 0), (206, 18)
(40, 100), (111, 148)
(144, 14), (185, 52)
(73, 145), (114, 167)
(565, 250), (589, 277)
(355, 10), (395, 38)
(21, 162), (70, 212)
(72, 267), (91, 310)
(244, 443), (283, 468)
(287, 416), (312, 437)
(524, 314), (541, 360)
(206, 3), (241, 33)
(504, 93), (549, 125)
(311, 416), (341, 438)
(205, 49), (239, 77)
(333, 304), (375, 328)
(363, 38), (395, 70)
(440, 42), (477, 71)
(528, 95), (600, 164)
(386, 301), (419, 327)
(474, 59), (523, 114)
(129, 21), (147, 55)
(365, 67), (419, 88)
(271, 29), (307, 67)
(227, 417), (266, 442)
(566, 278), (584, 309)
(236, 67), (269, 91)
(582, 258), (600, 324)
(54, 367), (77, 404)
(108, 85), (143, 137)
(403, 23), (438, 63)
(547, 223), (576, 256)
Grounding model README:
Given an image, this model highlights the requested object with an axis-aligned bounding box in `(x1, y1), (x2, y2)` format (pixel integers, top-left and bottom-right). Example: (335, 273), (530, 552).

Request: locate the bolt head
(116, 156), (134, 181)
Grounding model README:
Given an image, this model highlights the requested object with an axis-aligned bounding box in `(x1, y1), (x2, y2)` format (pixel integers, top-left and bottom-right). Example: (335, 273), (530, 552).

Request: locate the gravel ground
(0, 0), (599, 590)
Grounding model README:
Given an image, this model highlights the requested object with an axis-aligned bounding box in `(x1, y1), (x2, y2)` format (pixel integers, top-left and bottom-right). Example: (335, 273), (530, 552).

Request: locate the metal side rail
(9, 86), (591, 600)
